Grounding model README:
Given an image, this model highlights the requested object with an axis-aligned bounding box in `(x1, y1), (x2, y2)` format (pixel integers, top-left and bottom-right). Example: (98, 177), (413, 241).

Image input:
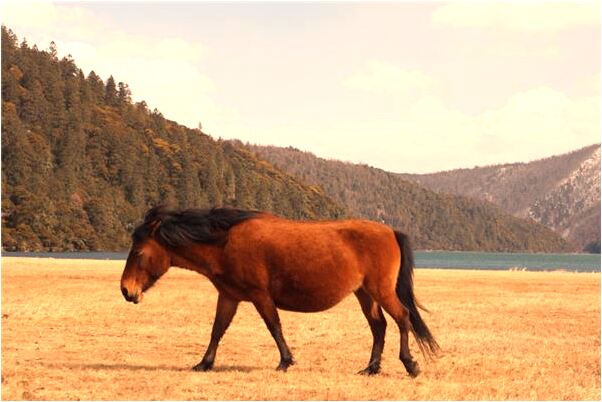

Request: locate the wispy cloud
(432, 2), (599, 32)
(344, 61), (434, 95)
(368, 86), (600, 172)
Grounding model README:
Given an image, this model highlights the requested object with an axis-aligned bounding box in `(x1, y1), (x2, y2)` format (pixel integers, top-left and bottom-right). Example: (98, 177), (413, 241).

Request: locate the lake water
(414, 251), (600, 272)
(2, 251), (600, 272)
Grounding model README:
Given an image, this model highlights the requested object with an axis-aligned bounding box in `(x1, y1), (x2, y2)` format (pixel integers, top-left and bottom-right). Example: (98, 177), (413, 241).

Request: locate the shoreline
(2, 256), (600, 275)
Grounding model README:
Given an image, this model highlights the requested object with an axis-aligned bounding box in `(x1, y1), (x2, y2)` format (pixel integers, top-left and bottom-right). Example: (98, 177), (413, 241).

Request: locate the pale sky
(2, 1), (600, 173)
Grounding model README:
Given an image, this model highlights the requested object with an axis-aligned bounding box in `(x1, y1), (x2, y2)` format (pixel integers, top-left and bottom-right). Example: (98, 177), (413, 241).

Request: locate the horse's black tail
(394, 231), (440, 358)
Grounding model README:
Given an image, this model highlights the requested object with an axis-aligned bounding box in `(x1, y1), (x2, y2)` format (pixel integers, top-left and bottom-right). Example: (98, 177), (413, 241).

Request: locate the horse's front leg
(251, 292), (294, 371)
(193, 293), (239, 371)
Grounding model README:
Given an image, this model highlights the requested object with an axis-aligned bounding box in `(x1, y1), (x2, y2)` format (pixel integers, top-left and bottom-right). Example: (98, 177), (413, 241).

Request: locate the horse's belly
(274, 292), (345, 312)
(269, 267), (362, 313)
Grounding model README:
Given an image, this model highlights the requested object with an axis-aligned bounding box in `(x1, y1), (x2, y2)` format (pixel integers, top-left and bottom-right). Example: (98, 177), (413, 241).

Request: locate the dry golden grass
(1, 257), (600, 400)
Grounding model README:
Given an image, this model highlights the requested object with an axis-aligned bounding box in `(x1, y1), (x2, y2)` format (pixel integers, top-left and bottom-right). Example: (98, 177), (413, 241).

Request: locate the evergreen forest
(1, 27), (344, 251)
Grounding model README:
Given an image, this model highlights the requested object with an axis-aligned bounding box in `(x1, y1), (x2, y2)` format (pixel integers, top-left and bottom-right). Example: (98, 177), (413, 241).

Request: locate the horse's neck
(169, 244), (223, 279)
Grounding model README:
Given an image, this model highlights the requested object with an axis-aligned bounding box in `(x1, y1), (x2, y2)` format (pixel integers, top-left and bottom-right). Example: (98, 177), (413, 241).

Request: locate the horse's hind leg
(251, 292), (294, 371)
(372, 292), (420, 377)
(193, 293), (239, 371)
(354, 288), (387, 375)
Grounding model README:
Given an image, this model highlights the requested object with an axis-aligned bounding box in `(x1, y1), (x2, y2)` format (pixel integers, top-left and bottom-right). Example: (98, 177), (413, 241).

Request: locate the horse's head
(120, 205), (260, 303)
(120, 207), (171, 304)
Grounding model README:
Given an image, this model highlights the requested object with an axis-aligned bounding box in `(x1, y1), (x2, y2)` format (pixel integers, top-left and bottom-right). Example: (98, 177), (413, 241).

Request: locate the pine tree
(117, 82), (131, 105)
(205, 156), (221, 206)
(1, 26), (18, 70)
(104, 75), (118, 106)
(86, 70), (104, 103)
(2, 72), (20, 104)
(48, 41), (57, 60)
(44, 68), (66, 132)
(19, 79), (47, 127)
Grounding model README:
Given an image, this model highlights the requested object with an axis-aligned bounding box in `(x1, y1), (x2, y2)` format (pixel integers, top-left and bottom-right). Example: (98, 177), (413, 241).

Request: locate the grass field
(1, 257), (600, 400)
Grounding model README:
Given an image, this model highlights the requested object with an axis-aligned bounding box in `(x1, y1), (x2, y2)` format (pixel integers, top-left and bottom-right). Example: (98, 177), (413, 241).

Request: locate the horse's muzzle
(121, 286), (140, 304)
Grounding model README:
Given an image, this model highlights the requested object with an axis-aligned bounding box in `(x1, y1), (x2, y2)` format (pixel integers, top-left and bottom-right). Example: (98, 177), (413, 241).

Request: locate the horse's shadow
(44, 362), (258, 373)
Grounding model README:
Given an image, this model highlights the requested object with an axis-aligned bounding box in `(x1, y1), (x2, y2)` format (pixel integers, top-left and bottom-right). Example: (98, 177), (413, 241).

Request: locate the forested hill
(0, 26), (345, 251)
(248, 144), (574, 253)
(401, 145), (601, 253)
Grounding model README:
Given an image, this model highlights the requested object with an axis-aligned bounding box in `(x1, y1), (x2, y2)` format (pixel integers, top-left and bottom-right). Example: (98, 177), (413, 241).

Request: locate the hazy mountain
(1, 26), (345, 251)
(248, 143), (573, 253)
(401, 145), (600, 252)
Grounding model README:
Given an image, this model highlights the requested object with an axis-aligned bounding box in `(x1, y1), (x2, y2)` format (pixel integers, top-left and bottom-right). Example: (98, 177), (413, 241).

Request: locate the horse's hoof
(192, 361), (213, 372)
(357, 364), (380, 375)
(402, 358), (420, 378)
(276, 359), (294, 372)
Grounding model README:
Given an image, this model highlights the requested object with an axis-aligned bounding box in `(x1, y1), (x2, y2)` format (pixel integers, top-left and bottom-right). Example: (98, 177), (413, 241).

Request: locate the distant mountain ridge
(248, 143), (573, 253)
(401, 144), (600, 252)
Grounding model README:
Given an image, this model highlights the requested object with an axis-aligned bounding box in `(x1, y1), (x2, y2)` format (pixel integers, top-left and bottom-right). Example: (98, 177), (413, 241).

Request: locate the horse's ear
(144, 205), (167, 222)
(148, 218), (162, 236)
(144, 205), (169, 237)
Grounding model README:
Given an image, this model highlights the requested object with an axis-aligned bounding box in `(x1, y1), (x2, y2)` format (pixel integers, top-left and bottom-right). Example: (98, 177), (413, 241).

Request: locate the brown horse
(120, 206), (439, 376)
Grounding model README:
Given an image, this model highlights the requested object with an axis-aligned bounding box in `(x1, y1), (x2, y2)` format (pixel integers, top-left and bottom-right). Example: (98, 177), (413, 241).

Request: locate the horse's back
(224, 216), (401, 312)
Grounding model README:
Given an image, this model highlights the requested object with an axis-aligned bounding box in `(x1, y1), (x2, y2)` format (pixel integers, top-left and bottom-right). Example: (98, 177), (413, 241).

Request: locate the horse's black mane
(132, 206), (260, 247)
